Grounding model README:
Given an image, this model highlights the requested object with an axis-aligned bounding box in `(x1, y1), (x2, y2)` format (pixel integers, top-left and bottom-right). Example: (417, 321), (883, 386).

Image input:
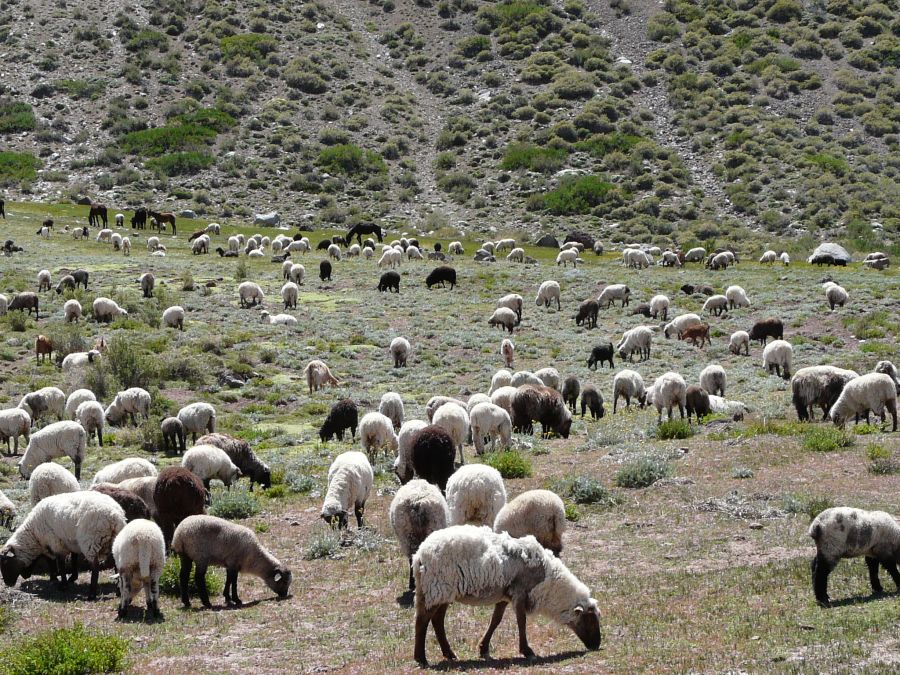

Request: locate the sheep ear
(273, 572), (282, 582)
(3, 549), (14, 558)
(574, 606), (584, 614)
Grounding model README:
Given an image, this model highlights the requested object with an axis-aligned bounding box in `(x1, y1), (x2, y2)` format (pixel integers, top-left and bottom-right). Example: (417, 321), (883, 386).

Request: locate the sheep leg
(407, 558), (415, 591)
(431, 604), (456, 661)
(354, 502), (365, 528)
(196, 564), (212, 608)
(179, 554), (193, 607)
(88, 562), (100, 599)
(118, 575), (130, 618)
(479, 601), (508, 658)
(414, 605), (437, 665)
(457, 444), (465, 466)
(514, 601), (536, 661)
(866, 556), (884, 595)
(881, 560), (900, 590)
(74, 460), (81, 480)
(811, 553), (833, 606)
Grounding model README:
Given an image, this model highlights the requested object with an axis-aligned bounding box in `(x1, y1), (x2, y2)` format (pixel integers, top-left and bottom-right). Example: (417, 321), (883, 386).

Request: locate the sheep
(75, 401), (105, 447)
(327, 243), (342, 261)
(91, 457), (157, 487)
(685, 385), (711, 422)
(161, 416), (187, 454)
(390, 479), (449, 591)
(404, 425), (456, 492)
(61, 349), (101, 372)
(649, 294), (669, 321)
(378, 271), (400, 293)
(497, 293), (523, 324)
(111, 525), (164, 619)
(699, 364), (726, 397)
(105, 387), (151, 427)
(177, 402), (217, 444)
(37, 269), (51, 292)
(9, 291), (39, 317)
(425, 266), (457, 290)
(406, 245), (423, 261)
(260, 310), (298, 326)
(780, 251), (790, 265)
(613, 369), (646, 413)
(92, 297), (128, 323)
(0, 408), (31, 455)
(319, 399), (359, 443)
(63, 298), (82, 323)
(511, 385), (572, 438)
(321, 451), (373, 529)
(432, 402), (469, 466)
(587, 343), (615, 370)
(412, 525), (600, 665)
(488, 307), (517, 334)
(173, 515), (292, 608)
(659, 250), (681, 267)
(616, 326), (653, 362)
(490, 369), (513, 394)
(624, 248), (651, 269)
(561, 376), (580, 412)
(379, 392), (405, 430)
(762, 339), (793, 379)
(749, 318), (783, 345)
(580, 385), (605, 419)
(495, 340), (515, 371)
(707, 251), (731, 270)
(319, 260), (333, 281)
(358, 411), (399, 462)
(162, 305), (185, 330)
(238, 281), (264, 308)
(490, 386), (519, 417)
(555, 249), (578, 267)
(195, 433), (271, 491)
(0, 491), (126, 598)
(182, 444), (241, 491)
(147, 236), (160, 252)
(469, 402), (512, 455)
(510, 371), (542, 388)
(28, 462), (80, 506)
(281, 260), (294, 279)
(825, 283), (849, 310)
(154, 466), (207, 547)
(493, 488), (567, 555)
(597, 283), (630, 309)
(139, 272), (155, 299)
(708, 396), (749, 421)
(278, 282), (299, 311)
(535, 367), (561, 391)
(506, 247), (525, 263)
(725, 285), (750, 309)
(391, 336), (411, 368)
(111, 233), (123, 251)
(0, 490), (15, 529)
(684, 247), (706, 262)
(702, 295), (729, 316)
(393, 420), (430, 483)
(829, 373), (898, 432)
(91, 483), (151, 523)
(759, 250), (777, 263)
(303, 359), (339, 394)
(535, 280), (561, 310)
(35, 335), (52, 364)
(647, 372), (687, 423)
(808, 507), (900, 606)
(18, 420), (86, 480)
(115, 476), (158, 519)
(729, 330), (750, 356)
(425, 396), (467, 423)
(97, 228), (112, 242)
(18, 386), (65, 426)
(122, 237), (131, 256)
(575, 299), (599, 328)
(55, 275), (75, 294)
(663, 313), (702, 339)
(446, 464), (506, 527)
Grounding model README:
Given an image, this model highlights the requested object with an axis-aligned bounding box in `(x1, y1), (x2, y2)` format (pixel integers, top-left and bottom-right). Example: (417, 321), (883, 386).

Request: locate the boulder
(76, 196), (93, 205)
(179, 210), (197, 219)
(535, 234), (559, 248)
(254, 211), (281, 227)
(564, 230), (595, 251)
(807, 242), (851, 266)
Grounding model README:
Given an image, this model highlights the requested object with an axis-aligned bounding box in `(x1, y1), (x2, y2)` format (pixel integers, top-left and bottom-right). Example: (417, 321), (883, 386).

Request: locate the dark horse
(347, 222), (383, 245)
(149, 210), (176, 236)
(131, 207), (147, 229)
(0, 199), (5, 219)
(88, 203), (108, 228)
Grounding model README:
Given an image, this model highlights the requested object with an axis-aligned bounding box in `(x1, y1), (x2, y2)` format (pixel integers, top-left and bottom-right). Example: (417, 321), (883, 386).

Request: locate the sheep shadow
(396, 590), (415, 608)
(18, 578), (119, 603)
(825, 590), (900, 608)
(429, 650), (591, 671)
(117, 610), (165, 624)
(179, 595), (290, 613)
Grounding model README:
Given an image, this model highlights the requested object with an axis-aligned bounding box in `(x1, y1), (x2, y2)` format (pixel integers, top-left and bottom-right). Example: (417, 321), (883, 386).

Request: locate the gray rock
(807, 242), (851, 266)
(179, 209), (197, 219)
(535, 234), (559, 248)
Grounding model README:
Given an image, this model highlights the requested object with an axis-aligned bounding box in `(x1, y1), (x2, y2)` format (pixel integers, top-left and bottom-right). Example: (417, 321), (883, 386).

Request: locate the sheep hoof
(117, 608), (127, 619)
(815, 598), (831, 608)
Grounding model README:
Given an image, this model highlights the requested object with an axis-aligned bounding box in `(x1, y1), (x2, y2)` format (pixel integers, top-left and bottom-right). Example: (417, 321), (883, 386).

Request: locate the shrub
(803, 427), (854, 453)
(647, 12), (680, 41)
(106, 336), (156, 389)
(0, 624), (127, 674)
(220, 33), (278, 62)
(564, 502), (580, 521)
(121, 125), (216, 156)
(767, 0), (802, 23)
(866, 444), (899, 475)
(500, 143), (567, 173)
(0, 100), (36, 134)
(552, 475), (622, 506)
(0, 152), (41, 185)
(482, 451), (532, 479)
(614, 456), (672, 488)
(54, 79), (107, 100)
(541, 175), (615, 215)
(146, 152), (215, 176)
(783, 493), (834, 521)
(317, 144), (386, 176)
(159, 555), (223, 597)
(209, 489), (260, 519)
(304, 529), (340, 560)
(731, 467), (754, 479)
(656, 419), (693, 440)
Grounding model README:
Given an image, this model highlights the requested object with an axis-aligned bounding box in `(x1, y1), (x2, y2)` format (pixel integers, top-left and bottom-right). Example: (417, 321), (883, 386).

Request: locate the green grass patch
(574, 133), (642, 157)
(121, 124), (217, 156)
(500, 143), (567, 173)
(54, 78), (107, 100)
(482, 450), (532, 479)
(540, 175), (616, 215)
(656, 419), (693, 440)
(317, 144), (386, 176)
(552, 475), (622, 506)
(0, 623), (127, 675)
(220, 33), (278, 63)
(615, 456), (672, 488)
(208, 489), (260, 519)
(866, 444), (900, 475)
(803, 427), (854, 453)
(175, 108), (236, 132)
(0, 100), (35, 134)
(803, 153), (849, 177)
(159, 556), (223, 597)
(0, 151), (41, 184)
(145, 152), (215, 176)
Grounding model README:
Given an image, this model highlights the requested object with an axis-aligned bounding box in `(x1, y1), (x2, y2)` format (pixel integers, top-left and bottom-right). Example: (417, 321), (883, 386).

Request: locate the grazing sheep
(647, 372), (687, 423)
(0, 490), (15, 529)
(446, 464), (506, 527)
(379, 392), (405, 430)
(581, 385), (605, 419)
(391, 336), (411, 368)
(575, 299), (599, 328)
(116, 477), (158, 519)
(140, 272), (155, 298)
(182, 445), (241, 490)
(597, 283), (630, 309)
(177, 402), (217, 444)
(448, 241), (464, 254)
(488, 307), (517, 334)
(122, 237), (131, 255)
(406, 245), (423, 261)
(161, 417), (187, 454)
(432, 403), (470, 466)
(809, 507), (900, 606)
(321, 451), (373, 529)
(875, 361), (900, 394)
(829, 373), (898, 432)
(725, 285), (750, 309)
(378, 271), (400, 293)
(759, 250), (777, 263)
(649, 294), (669, 321)
(55, 275), (75, 294)
(681, 324), (711, 348)
(561, 376), (580, 413)
(699, 364), (726, 397)
(91, 457), (157, 487)
(35, 335), (52, 364)
(511, 385), (572, 438)
(469, 402), (512, 455)
(279, 282), (300, 310)
(494, 489), (567, 555)
(663, 313), (703, 339)
(535, 367), (561, 391)
(780, 252), (790, 265)
(18, 387), (65, 426)
(535, 280), (561, 310)
(587, 343), (615, 370)
(260, 311), (298, 326)
(111, 233), (123, 251)
(319, 260), (332, 282)
(425, 266), (457, 290)
(238, 281), (264, 308)
(825, 283), (849, 310)
(162, 305), (185, 330)
(510, 371), (542, 388)
(327, 243), (342, 260)
(96, 228), (112, 242)
(9, 292), (39, 317)
(105, 387), (151, 427)
(61, 349), (101, 372)
(147, 236), (160, 252)
(684, 247), (707, 262)
(393, 420), (430, 483)
(556, 249), (578, 267)
(75, 401), (105, 447)
(319, 399), (359, 443)
(173, 515), (291, 608)
(37, 269), (51, 292)
(425, 396), (467, 423)
(707, 251), (732, 270)
(18, 421), (87, 479)
(612, 369), (646, 413)
(660, 250), (681, 267)
(490, 369), (513, 395)
(405, 425), (456, 492)
(154, 466), (207, 547)
(412, 525), (600, 665)
(506, 247), (525, 262)
(390, 480), (449, 591)
(708, 396), (749, 421)
(63, 298), (82, 323)
(748, 318), (783, 345)
(762, 339), (793, 379)
(685, 385), (711, 422)
(288, 263), (305, 285)
(28, 462), (80, 506)
(494, 337), (514, 370)
(497, 294), (523, 324)
(0, 408), (31, 455)
(91, 484), (151, 523)
(616, 326), (653, 362)
(702, 295), (729, 316)
(92, 297), (128, 323)
(358, 412), (400, 462)
(729, 330), (750, 356)
(303, 359), (339, 394)
(195, 433), (271, 491)
(112, 519), (165, 618)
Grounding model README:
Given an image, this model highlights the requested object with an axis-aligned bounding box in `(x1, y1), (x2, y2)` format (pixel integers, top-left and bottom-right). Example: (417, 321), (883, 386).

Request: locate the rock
(749, 522), (763, 530)
(807, 242), (851, 266)
(564, 231), (595, 251)
(179, 209), (197, 219)
(76, 196), (92, 205)
(254, 211), (281, 226)
(535, 234), (559, 248)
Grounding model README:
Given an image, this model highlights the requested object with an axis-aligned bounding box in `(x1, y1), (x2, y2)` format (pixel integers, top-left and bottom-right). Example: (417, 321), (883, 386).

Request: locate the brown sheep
(685, 385), (711, 422)
(91, 484), (151, 522)
(35, 335), (52, 363)
(630, 303), (652, 318)
(195, 432), (271, 491)
(511, 385), (572, 438)
(9, 292), (39, 317)
(748, 318), (783, 345)
(153, 467), (207, 548)
(681, 324), (710, 347)
(574, 299), (599, 328)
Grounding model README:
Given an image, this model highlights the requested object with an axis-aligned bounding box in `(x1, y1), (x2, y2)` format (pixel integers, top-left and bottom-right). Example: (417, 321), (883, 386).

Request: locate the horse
(131, 207), (147, 229)
(0, 199), (5, 218)
(347, 222), (383, 245)
(88, 203), (108, 228)
(149, 210), (176, 236)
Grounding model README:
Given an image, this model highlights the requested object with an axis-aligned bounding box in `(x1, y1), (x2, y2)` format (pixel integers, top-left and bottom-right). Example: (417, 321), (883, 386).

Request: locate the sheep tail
(139, 544), (151, 579)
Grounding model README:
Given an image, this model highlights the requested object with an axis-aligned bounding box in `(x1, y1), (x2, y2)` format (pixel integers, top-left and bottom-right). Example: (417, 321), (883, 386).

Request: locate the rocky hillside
(0, 0), (896, 249)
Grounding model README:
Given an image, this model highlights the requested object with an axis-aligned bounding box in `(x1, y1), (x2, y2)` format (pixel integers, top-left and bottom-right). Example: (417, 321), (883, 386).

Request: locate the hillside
(0, 0), (896, 250)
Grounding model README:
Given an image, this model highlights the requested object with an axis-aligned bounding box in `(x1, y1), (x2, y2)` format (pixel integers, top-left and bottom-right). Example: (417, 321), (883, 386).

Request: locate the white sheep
(489, 369), (513, 394)
(647, 372), (687, 423)
(663, 313), (702, 339)
(104, 387), (151, 426)
(496, 293), (523, 324)
(790, 365), (859, 422)
(535, 367), (561, 391)
(147, 236), (160, 252)
(0, 489), (15, 529)
(702, 294), (729, 316)
(379, 392), (405, 430)
(490, 386), (519, 417)
(0, 408), (31, 454)
(28, 462), (80, 505)
(346, 243), (361, 257)
(725, 285), (750, 309)
(432, 402), (469, 466)
(685, 247), (706, 262)
(260, 310), (298, 326)
(825, 283), (849, 310)
(616, 325), (653, 362)
(699, 364), (726, 397)
(829, 373), (897, 431)
(449, 241), (464, 254)
(91, 457), (157, 487)
(177, 402), (216, 443)
(63, 298), (82, 323)
(37, 269), (51, 292)
(162, 305), (185, 331)
(75, 400), (105, 447)
(112, 518), (166, 617)
(762, 339), (793, 379)
(623, 248), (650, 268)
(303, 359), (339, 394)
(182, 444), (241, 490)
(469, 402), (512, 455)
(407, 245), (423, 261)
(18, 386), (66, 426)
(535, 280), (561, 310)
(111, 233), (123, 251)
(389, 479), (449, 590)
(780, 252), (790, 265)
(281, 282), (300, 310)
(875, 361), (899, 393)
(759, 250), (777, 263)
(61, 349), (101, 372)
(18, 420), (86, 479)
(446, 464), (506, 527)
(597, 283), (630, 309)
(238, 281), (264, 308)
(393, 420), (429, 483)
(612, 369), (646, 413)
(390, 336), (411, 368)
(728, 330), (750, 356)
(482, 241), (495, 254)
(425, 396), (466, 422)
(488, 307), (518, 333)
(500, 339), (514, 368)
(466, 394), (491, 416)
(96, 228), (112, 242)
(358, 411), (399, 461)
(649, 294), (669, 320)
(708, 396), (749, 421)
(328, 243), (342, 260)
(556, 249), (578, 267)
(510, 370), (543, 388)
(506, 247), (524, 263)
(321, 451), (373, 529)
(92, 297), (128, 323)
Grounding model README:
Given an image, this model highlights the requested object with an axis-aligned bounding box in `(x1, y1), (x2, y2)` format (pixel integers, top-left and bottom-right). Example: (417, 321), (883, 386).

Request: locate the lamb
(154, 466), (207, 546)
(390, 336), (411, 368)
(616, 326), (653, 362)
(182, 444), (242, 490)
(260, 311), (298, 326)
(561, 376), (580, 413)
(0, 491), (126, 598)
(18, 421), (87, 479)
(401, 425), (456, 492)
(597, 283), (630, 309)
(432, 402), (470, 465)
(702, 295), (729, 316)
(112, 519), (165, 615)
(497, 293), (523, 324)
(122, 237), (131, 256)
(379, 392), (405, 430)
(140, 272), (155, 298)
(61, 349), (101, 372)
(162, 305), (185, 330)
(507, 247), (525, 262)
(681, 324), (711, 348)
(825, 283), (849, 310)
(105, 387), (151, 426)
(0, 490), (15, 529)
(193, 433), (270, 491)
(808, 507), (900, 606)
(685, 385), (711, 422)
(699, 364), (726, 397)
(303, 359), (339, 394)
(500, 338), (515, 368)
(556, 249), (578, 267)
(708, 396), (749, 421)
(535, 367), (561, 391)
(762, 339), (793, 379)
(425, 266), (457, 290)
(575, 299), (599, 328)
(0, 408), (31, 455)
(647, 372), (687, 423)
(63, 298), (82, 323)
(748, 318), (783, 345)
(511, 385), (572, 438)
(725, 285), (750, 309)
(490, 369), (512, 394)
(319, 399), (358, 443)
(92, 297), (128, 323)
(829, 373), (898, 432)
(91, 457), (157, 487)
(587, 343), (615, 370)
(446, 464), (506, 528)
(18, 386), (66, 426)
(238, 281), (264, 308)
(469, 402), (512, 455)
(35, 335), (53, 364)
(75, 401), (105, 447)
(37, 269), (51, 292)
(161, 416), (187, 454)
(612, 369), (646, 413)
(580, 385), (605, 419)
(535, 280), (561, 310)
(173, 515), (292, 608)
(28, 462), (80, 506)
(729, 330), (750, 356)
(393, 420), (430, 483)
(425, 396), (467, 423)
(649, 294), (669, 321)
(488, 307), (517, 334)
(378, 271), (400, 293)
(321, 451), (373, 529)
(494, 489), (567, 555)
(177, 402), (217, 443)
(358, 411), (400, 462)
(412, 525), (600, 665)
(390, 479), (449, 591)
(663, 313), (702, 339)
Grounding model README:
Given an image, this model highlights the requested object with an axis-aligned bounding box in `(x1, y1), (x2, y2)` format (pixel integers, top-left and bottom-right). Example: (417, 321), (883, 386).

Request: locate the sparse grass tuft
(482, 451), (532, 479)
(656, 419), (693, 440)
(552, 475), (622, 506)
(783, 493), (835, 521)
(304, 529), (340, 560)
(0, 623), (127, 675)
(731, 467), (754, 479)
(803, 427), (854, 453)
(866, 444), (900, 475)
(209, 489), (260, 519)
(159, 556), (222, 597)
(615, 456), (672, 488)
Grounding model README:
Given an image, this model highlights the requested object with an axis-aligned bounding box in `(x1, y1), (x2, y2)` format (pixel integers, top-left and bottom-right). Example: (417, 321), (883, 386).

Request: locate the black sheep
(407, 425), (456, 493)
(320, 260), (332, 282)
(425, 266), (456, 290)
(72, 269), (89, 290)
(748, 318), (783, 345)
(216, 247), (239, 257)
(91, 484), (151, 522)
(154, 467), (207, 547)
(580, 385), (605, 419)
(575, 299), (599, 328)
(317, 240), (331, 251)
(587, 343), (614, 370)
(319, 399), (359, 443)
(378, 271), (400, 293)
(561, 376), (580, 412)
(630, 303), (651, 318)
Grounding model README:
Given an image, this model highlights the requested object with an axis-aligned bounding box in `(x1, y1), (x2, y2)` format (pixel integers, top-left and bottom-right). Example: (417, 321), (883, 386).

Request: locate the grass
(552, 475), (622, 506)
(0, 151), (40, 184)
(208, 489), (260, 519)
(304, 529), (340, 560)
(158, 556), (223, 597)
(614, 456), (672, 488)
(481, 450), (532, 478)
(656, 419), (693, 440)
(803, 427), (855, 453)
(0, 624), (128, 675)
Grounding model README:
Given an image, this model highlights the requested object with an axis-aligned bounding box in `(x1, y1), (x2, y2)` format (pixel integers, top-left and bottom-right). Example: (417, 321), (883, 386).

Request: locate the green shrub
(6, 311), (30, 332)
(209, 490), (260, 519)
(220, 33), (278, 62)
(121, 125), (216, 156)
(564, 502), (580, 522)
(614, 456), (672, 488)
(575, 133), (642, 157)
(541, 175), (615, 215)
(552, 475), (622, 506)
(0, 100), (36, 133)
(146, 152), (215, 176)
(656, 419), (693, 440)
(866, 444), (900, 475)
(287, 474), (316, 494)
(500, 143), (567, 173)
(482, 451), (532, 479)
(317, 144), (386, 176)
(0, 152), (41, 184)
(783, 493), (834, 521)
(803, 427), (854, 453)
(0, 624), (127, 675)
(766, 0), (802, 23)
(304, 529), (340, 560)
(105, 336), (156, 389)
(159, 555), (223, 597)
(647, 12), (680, 41)
(175, 108), (236, 132)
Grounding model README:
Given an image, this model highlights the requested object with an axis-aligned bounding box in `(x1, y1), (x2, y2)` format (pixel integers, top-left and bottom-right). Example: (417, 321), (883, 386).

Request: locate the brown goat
(35, 335), (52, 363)
(681, 324), (710, 347)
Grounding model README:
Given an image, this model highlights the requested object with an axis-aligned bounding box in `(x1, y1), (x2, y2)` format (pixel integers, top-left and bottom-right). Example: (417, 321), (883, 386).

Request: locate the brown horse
(149, 210), (176, 235)
(88, 203), (108, 228)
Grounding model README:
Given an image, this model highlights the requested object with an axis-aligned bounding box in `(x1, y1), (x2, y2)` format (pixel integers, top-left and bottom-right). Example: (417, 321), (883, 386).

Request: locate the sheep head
(321, 510), (348, 530)
(567, 599), (602, 651)
(265, 567), (293, 599)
